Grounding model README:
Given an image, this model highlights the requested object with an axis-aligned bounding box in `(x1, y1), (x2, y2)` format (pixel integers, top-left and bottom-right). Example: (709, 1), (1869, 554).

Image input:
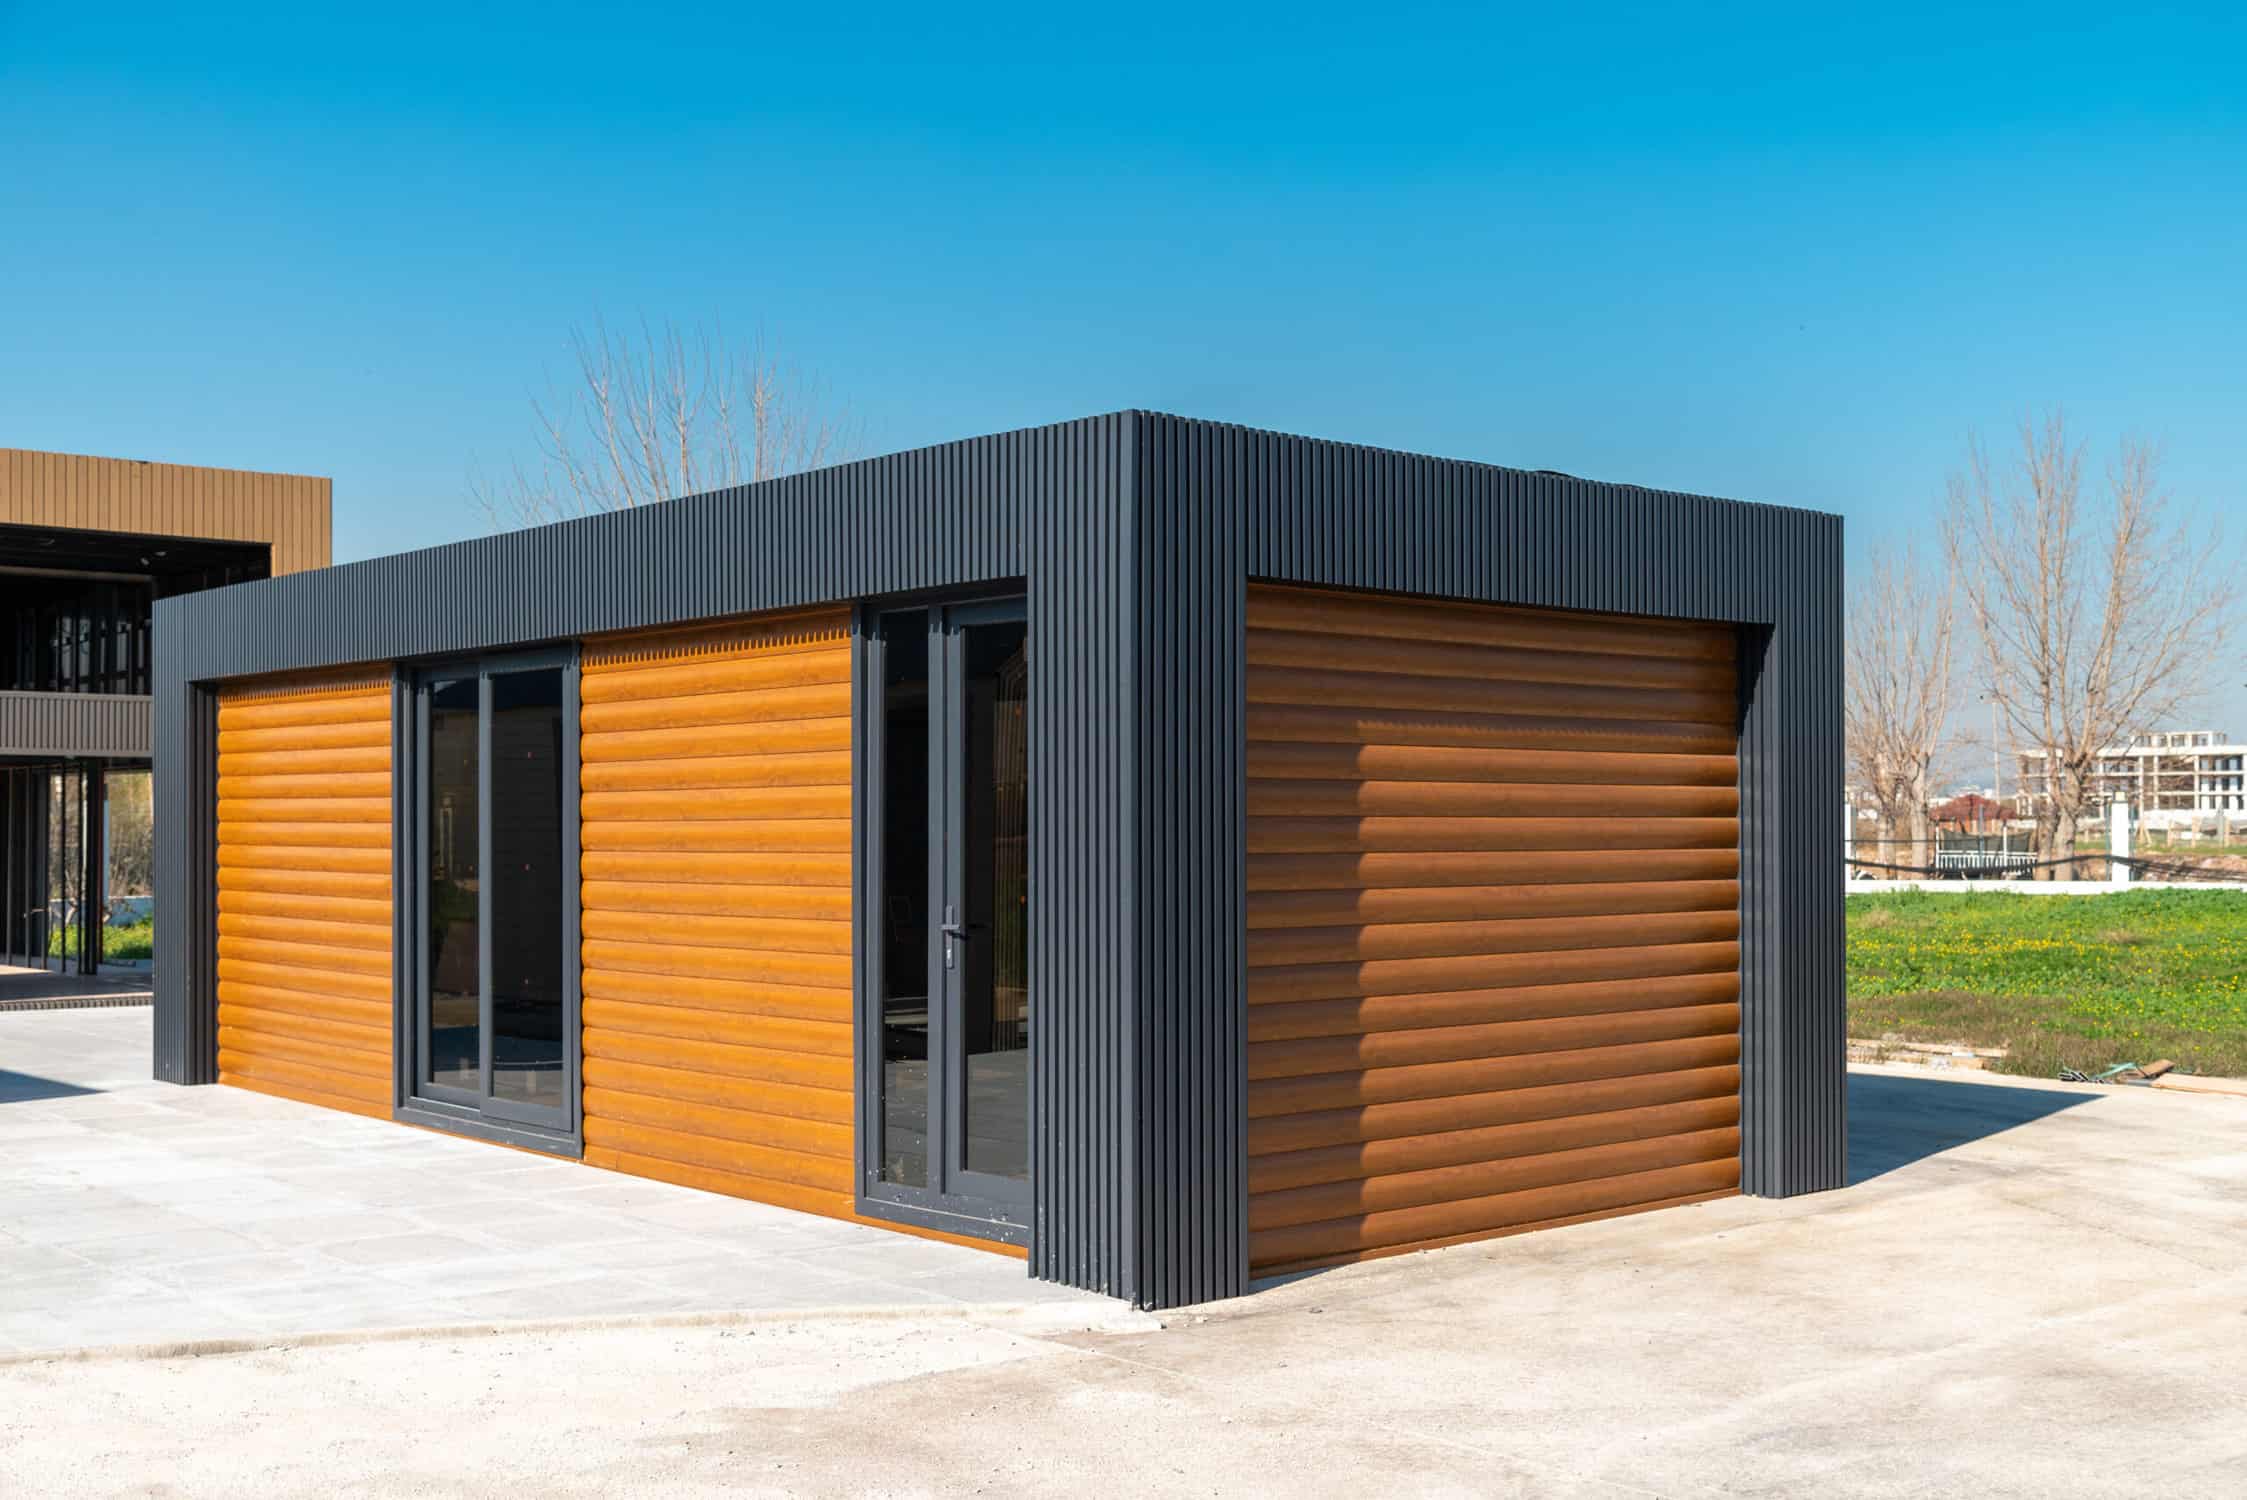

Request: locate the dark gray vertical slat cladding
(1131, 415), (1248, 1307)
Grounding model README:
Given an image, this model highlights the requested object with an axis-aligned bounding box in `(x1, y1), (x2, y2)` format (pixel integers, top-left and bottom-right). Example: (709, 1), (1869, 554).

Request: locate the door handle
(941, 921), (976, 940)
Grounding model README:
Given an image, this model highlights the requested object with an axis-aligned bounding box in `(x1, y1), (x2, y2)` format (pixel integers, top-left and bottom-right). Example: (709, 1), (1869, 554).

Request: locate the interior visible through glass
(426, 677), (481, 1091)
(879, 614), (931, 1187)
(960, 619), (1029, 1181)
(488, 668), (566, 1107)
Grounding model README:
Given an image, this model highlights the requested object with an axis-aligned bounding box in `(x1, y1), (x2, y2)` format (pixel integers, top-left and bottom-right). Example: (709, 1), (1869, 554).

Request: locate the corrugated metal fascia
(0, 691), (151, 758)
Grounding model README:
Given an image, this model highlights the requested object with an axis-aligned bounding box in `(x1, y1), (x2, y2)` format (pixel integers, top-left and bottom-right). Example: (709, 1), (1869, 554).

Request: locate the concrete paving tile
(316, 1232), (500, 1269)
(438, 1274), (696, 1323)
(0, 1240), (102, 1283)
(140, 1251), (334, 1296)
(242, 1211), (433, 1248)
(62, 1226), (265, 1268)
(9, 1204), (209, 1246)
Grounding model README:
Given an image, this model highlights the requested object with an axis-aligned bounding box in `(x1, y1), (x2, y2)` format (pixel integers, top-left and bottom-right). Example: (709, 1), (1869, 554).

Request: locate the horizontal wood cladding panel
(578, 651), (851, 705)
(581, 1117), (852, 1194)
(579, 786), (852, 823)
(1248, 702), (1738, 756)
(1250, 1126), (1741, 1232)
(580, 750), (853, 793)
(1247, 1004), (1742, 1081)
(580, 880), (851, 923)
(1248, 816), (1739, 855)
(1247, 587), (1737, 663)
(579, 718), (853, 763)
(582, 1087), (853, 1158)
(1251, 1158), (1742, 1267)
(580, 820), (851, 854)
(1245, 584), (1742, 1272)
(580, 967), (852, 1025)
(217, 720), (391, 755)
(1247, 780), (1739, 819)
(1248, 940), (1741, 1005)
(216, 745), (392, 777)
(217, 889), (393, 926)
(1248, 848), (1739, 892)
(1246, 910), (1740, 967)
(1250, 667), (1734, 727)
(577, 609), (884, 1235)
(1247, 628), (1737, 693)
(216, 912), (392, 953)
(1250, 1094), (1742, 1194)
(579, 683), (852, 734)
(214, 673), (394, 1121)
(1250, 971), (1742, 1042)
(217, 820), (391, 850)
(1250, 1061), (1743, 1156)
(582, 1056), (852, 1126)
(581, 909), (851, 956)
(217, 866), (391, 900)
(216, 771), (391, 801)
(581, 937), (850, 990)
(1247, 880), (1740, 930)
(1248, 742), (1740, 787)
(580, 997), (851, 1057)
(580, 851), (850, 887)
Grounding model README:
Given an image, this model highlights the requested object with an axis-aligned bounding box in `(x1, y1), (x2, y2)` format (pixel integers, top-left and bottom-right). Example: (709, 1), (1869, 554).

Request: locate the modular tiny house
(152, 412), (1844, 1310)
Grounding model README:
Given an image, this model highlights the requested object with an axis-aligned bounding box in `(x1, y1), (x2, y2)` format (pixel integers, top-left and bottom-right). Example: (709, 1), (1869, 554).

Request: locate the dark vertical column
(78, 762), (104, 976)
(1130, 414), (1248, 1308)
(1023, 414), (1143, 1301)
(1735, 523), (1847, 1198)
(152, 626), (221, 1084)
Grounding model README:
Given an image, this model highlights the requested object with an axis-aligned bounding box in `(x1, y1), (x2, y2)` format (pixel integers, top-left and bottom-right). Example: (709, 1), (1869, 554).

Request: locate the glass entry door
(862, 598), (1030, 1239)
(403, 647), (580, 1147)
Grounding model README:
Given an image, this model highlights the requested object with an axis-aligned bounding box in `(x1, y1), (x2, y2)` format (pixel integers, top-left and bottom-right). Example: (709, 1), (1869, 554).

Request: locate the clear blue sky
(4, 2), (2243, 728)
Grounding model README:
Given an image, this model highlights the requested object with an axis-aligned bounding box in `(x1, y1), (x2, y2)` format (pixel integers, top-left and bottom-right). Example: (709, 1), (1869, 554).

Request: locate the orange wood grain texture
(1245, 586), (1744, 1272)
(576, 611), (891, 1233)
(213, 672), (394, 1119)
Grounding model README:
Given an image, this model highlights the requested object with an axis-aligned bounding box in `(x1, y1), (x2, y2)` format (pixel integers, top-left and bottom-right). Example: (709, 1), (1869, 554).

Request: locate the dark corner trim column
(152, 653), (221, 1085)
(1129, 413), (1250, 1309)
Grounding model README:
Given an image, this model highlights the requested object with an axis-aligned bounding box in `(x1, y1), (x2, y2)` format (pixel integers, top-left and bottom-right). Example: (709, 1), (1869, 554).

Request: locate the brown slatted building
(153, 411), (1844, 1312)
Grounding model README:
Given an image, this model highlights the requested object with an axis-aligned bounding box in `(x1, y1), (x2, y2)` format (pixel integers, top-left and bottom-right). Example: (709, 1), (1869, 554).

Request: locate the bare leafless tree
(1944, 411), (2236, 875)
(1846, 545), (1956, 873)
(475, 319), (862, 528)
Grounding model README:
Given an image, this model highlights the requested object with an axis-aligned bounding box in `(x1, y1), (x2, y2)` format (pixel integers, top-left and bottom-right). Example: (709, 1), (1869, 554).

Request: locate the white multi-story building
(2015, 730), (2247, 815)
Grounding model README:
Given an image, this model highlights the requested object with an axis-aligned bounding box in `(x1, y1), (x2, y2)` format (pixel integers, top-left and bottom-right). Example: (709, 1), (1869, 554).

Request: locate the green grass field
(47, 918), (154, 964)
(1847, 890), (2247, 1078)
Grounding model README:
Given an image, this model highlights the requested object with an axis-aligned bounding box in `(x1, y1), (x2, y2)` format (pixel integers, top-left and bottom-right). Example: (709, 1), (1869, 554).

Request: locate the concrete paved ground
(0, 1008), (1093, 1359)
(5, 1057), (2243, 1498)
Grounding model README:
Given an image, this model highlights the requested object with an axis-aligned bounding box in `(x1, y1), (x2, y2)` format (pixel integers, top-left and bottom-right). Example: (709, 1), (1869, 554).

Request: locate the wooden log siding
(1244, 585), (1744, 1273)
(214, 672), (394, 1117)
(576, 610), (863, 1221)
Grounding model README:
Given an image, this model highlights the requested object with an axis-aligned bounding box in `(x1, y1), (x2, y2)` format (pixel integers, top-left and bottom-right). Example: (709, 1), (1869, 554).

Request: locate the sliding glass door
(861, 598), (1031, 1240)
(403, 647), (580, 1146)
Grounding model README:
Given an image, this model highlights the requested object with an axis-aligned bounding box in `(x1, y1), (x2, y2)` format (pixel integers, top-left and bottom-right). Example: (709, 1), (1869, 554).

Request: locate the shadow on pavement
(0, 1068), (100, 1104)
(1848, 1070), (2095, 1185)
